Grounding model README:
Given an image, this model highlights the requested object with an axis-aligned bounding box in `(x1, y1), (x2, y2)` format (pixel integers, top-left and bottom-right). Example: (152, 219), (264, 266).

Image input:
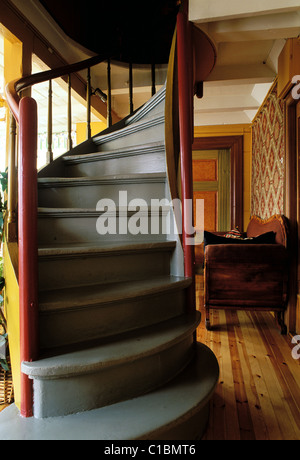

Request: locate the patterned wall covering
(251, 82), (285, 219)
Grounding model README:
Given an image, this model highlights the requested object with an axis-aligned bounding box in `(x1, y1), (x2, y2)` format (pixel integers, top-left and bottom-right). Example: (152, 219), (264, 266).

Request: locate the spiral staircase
(0, 1), (219, 440)
(0, 81), (219, 440)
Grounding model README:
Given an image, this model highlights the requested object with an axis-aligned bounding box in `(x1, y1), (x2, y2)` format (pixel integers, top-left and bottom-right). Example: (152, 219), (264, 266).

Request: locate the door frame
(192, 135), (244, 231)
(285, 92), (298, 334)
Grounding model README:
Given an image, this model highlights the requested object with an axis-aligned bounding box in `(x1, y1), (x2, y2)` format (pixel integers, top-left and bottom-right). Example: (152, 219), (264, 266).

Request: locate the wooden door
(193, 149), (231, 267)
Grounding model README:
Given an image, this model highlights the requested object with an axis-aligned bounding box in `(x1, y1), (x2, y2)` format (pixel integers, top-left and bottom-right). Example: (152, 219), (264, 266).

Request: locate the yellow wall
(3, 242), (20, 409)
(3, 36), (22, 84)
(3, 33), (22, 169)
(194, 124), (252, 230)
(76, 121), (107, 144)
(2, 30), (22, 410)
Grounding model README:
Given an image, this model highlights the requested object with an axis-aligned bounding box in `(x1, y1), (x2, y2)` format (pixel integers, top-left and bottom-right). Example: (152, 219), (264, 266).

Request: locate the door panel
(193, 159), (217, 182)
(193, 191), (217, 232)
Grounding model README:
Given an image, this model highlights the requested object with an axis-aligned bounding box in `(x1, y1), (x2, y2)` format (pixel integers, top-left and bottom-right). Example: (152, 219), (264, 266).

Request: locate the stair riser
(38, 250), (172, 291)
(32, 335), (194, 418)
(38, 213), (172, 245)
(64, 152), (166, 177)
(38, 181), (166, 208)
(39, 289), (187, 350)
(94, 118), (165, 151)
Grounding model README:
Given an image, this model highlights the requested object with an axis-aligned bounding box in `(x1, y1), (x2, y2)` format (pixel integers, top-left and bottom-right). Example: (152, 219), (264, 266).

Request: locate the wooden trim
(218, 149), (231, 231)
(192, 150), (218, 160)
(285, 91), (299, 334)
(193, 135), (244, 231)
(193, 181), (218, 192)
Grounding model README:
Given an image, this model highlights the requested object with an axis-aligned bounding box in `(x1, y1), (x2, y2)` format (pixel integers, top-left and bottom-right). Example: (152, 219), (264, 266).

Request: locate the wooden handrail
(177, 0), (196, 311)
(6, 54), (110, 127)
(15, 54), (108, 95)
(165, 28), (180, 203)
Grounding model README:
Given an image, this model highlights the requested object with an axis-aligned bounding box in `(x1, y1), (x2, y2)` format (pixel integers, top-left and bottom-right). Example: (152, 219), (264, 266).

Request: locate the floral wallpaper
(251, 82), (285, 219)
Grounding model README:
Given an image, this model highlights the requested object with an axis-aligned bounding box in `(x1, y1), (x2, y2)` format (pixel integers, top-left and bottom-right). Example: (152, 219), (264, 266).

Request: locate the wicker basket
(0, 357), (14, 404)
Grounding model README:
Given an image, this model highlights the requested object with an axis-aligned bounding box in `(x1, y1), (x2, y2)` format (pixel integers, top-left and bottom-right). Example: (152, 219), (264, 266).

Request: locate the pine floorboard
(196, 274), (300, 440)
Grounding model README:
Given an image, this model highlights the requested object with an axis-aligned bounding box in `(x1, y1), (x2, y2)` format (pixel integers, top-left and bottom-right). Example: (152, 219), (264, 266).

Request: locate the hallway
(196, 275), (300, 440)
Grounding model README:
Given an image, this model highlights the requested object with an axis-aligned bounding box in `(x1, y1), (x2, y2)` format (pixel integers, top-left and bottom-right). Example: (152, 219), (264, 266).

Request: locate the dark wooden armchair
(204, 215), (289, 334)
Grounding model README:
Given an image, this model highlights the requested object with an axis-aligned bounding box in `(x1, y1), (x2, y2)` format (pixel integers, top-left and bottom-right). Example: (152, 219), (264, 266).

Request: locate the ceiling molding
(189, 0), (300, 23)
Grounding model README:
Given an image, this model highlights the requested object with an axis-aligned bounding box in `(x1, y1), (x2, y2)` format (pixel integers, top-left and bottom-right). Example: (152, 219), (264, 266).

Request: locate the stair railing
(177, 0), (195, 310)
(165, 0), (216, 312)
(165, 1), (196, 311)
(5, 53), (157, 418)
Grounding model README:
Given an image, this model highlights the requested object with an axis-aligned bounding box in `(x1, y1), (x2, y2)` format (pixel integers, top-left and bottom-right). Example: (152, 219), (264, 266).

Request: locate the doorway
(192, 136), (244, 268)
(193, 149), (231, 234)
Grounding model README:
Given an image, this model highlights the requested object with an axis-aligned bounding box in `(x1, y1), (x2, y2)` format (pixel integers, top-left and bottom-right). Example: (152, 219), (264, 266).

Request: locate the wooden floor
(196, 274), (300, 440)
(0, 404), (8, 413)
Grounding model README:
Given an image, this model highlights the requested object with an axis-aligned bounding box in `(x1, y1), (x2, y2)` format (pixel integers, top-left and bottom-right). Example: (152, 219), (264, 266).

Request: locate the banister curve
(15, 53), (107, 94)
(5, 53), (108, 122)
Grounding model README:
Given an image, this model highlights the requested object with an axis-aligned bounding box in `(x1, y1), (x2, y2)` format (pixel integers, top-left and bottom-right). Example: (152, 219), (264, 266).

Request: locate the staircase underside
(38, 0), (180, 64)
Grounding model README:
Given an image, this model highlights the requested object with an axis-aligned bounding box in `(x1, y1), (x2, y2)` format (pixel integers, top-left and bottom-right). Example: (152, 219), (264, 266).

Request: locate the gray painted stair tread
(38, 172), (166, 187)
(38, 240), (176, 257)
(0, 343), (219, 440)
(22, 312), (201, 378)
(63, 141), (165, 164)
(38, 275), (191, 312)
(38, 205), (170, 216)
(38, 207), (103, 217)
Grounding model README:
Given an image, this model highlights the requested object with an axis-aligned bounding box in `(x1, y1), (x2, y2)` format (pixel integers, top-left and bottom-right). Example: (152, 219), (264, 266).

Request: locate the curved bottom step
(0, 343), (219, 440)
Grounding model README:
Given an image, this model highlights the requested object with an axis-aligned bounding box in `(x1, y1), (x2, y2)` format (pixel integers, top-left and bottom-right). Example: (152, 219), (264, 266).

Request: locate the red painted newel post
(177, 0), (196, 311)
(19, 97), (39, 418)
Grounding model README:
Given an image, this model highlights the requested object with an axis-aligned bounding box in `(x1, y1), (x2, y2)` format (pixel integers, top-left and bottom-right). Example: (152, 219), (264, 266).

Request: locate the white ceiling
(190, 0), (300, 125)
(6, 0), (300, 128)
